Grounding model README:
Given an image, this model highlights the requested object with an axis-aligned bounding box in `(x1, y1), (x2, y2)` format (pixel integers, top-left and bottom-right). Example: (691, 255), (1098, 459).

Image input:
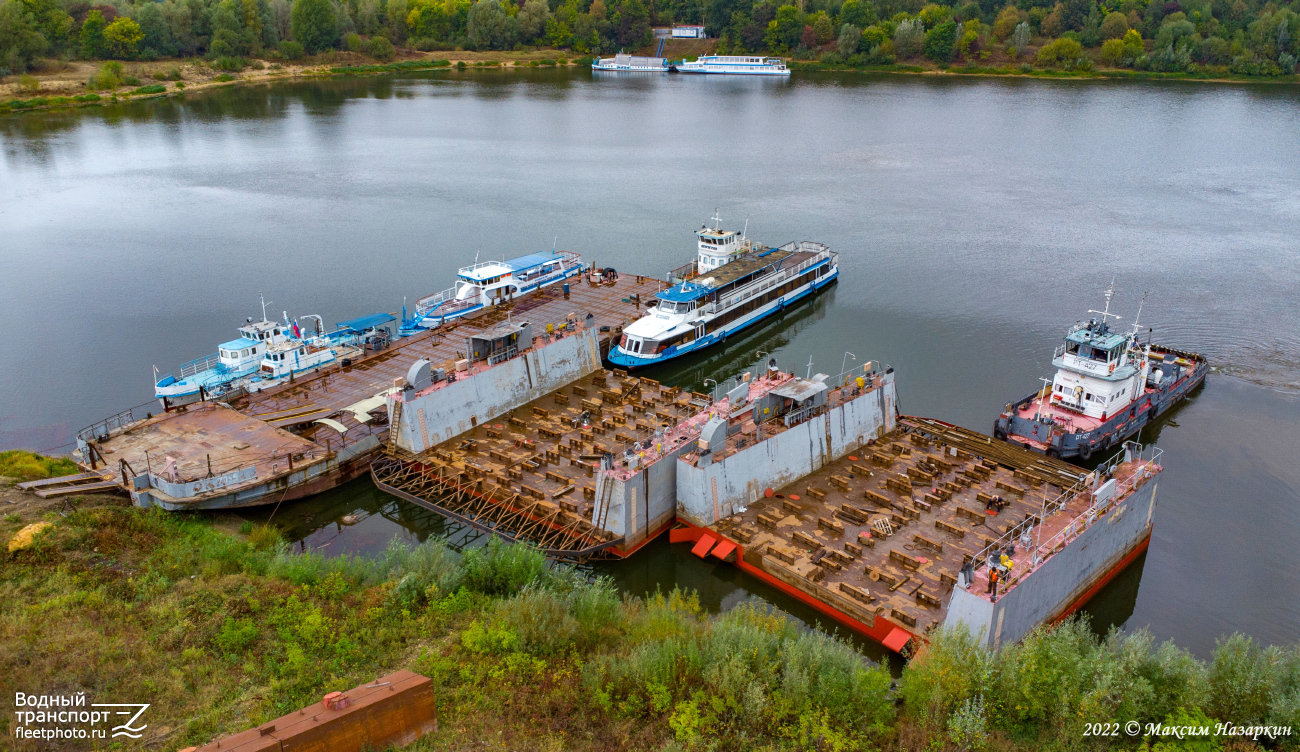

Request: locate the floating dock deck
(676, 418), (1161, 654)
(373, 368), (714, 561)
(76, 276), (667, 509)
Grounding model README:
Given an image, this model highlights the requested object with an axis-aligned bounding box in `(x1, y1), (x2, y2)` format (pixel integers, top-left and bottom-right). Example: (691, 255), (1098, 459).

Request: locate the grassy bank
(1, 479), (1298, 751)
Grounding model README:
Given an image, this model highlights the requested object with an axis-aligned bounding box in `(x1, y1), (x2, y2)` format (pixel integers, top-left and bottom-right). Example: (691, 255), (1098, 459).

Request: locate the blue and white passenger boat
(240, 313), (394, 394)
(607, 214), (837, 370)
(403, 250), (584, 335)
(154, 298), (298, 409)
(592, 53), (669, 71)
(672, 55), (790, 75)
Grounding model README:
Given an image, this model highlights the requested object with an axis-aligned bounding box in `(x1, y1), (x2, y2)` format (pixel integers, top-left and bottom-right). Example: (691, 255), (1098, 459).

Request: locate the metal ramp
(656, 37), (666, 56)
(17, 472), (119, 498)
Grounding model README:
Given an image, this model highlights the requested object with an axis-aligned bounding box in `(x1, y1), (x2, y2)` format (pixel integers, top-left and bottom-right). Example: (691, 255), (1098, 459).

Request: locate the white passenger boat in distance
(592, 54), (669, 72)
(673, 55), (790, 75)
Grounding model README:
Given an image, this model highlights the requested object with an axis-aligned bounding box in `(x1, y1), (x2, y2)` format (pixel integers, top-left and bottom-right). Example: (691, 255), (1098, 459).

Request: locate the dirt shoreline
(3, 49), (1296, 114)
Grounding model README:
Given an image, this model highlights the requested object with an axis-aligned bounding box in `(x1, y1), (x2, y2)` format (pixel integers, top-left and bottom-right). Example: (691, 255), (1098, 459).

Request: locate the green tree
(837, 22), (859, 53)
(79, 8), (106, 58)
(290, 0), (338, 52)
(838, 0), (874, 29)
(1099, 10), (1127, 39)
(17, 0), (70, 45)
(136, 2), (179, 57)
(0, 0), (48, 74)
(923, 17), (955, 61)
(893, 16), (924, 57)
(466, 0), (516, 49)
(210, 0), (247, 56)
(811, 11), (833, 43)
(764, 4), (800, 51)
(992, 5), (1021, 40)
(516, 0), (548, 42)
(103, 16), (144, 58)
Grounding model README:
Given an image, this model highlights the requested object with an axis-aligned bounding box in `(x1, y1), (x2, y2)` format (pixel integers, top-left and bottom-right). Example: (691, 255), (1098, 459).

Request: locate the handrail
(177, 352), (222, 379)
(974, 441), (1161, 577)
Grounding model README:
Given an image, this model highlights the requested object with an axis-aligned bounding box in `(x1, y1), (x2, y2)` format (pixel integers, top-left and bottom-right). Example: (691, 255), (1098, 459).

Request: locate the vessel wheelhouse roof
(459, 251), (569, 281)
(1065, 327), (1126, 351)
(656, 281), (713, 303)
(220, 337), (260, 350)
(336, 312), (396, 332)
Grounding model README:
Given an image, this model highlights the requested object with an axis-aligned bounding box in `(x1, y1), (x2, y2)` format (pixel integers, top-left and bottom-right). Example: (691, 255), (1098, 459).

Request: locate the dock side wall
(391, 330), (603, 455)
(944, 478), (1159, 649)
(676, 374), (897, 527)
(594, 441), (697, 548)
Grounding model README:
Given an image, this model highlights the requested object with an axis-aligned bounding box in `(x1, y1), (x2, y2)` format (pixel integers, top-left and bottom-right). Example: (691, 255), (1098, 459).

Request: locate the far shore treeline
(1, 0), (1298, 81)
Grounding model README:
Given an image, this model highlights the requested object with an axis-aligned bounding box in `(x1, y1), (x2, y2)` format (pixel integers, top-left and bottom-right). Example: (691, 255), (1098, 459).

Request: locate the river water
(2, 69), (1297, 660)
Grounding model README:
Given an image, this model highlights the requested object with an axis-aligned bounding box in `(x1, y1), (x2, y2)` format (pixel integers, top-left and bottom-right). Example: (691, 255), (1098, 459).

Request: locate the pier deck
(81, 276), (667, 506)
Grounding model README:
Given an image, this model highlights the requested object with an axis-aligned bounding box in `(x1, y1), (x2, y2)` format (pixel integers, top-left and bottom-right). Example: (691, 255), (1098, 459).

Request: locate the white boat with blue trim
(673, 55), (790, 75)
(402, 250), (585, 335)
(592, 53), (669, 71)
(607, 215), (837, 370)
(154, 298), (297, 408)
(154, 302), (394, 409)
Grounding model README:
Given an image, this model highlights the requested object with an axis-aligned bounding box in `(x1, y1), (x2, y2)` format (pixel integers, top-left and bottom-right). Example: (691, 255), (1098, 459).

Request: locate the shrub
(211, 55), (247, 71)
(365, 36), (395, 60)
(247, 523), (282, 551)
(899, 626), (993, 724)
(1208, 633), (1277, 724)
(130, 84), (166, 94)
(18, 74), (39, 94)
(1101, 37), (1126, 64)
(87, 60), (124, 89)
(346, 32), (363, 52)
(1036, 36), (1083, 66)
(278, 40), (305, 60)
(214, 616), (259, 654)
(0, 451), (79, 481)
(458, 537), (547, 595)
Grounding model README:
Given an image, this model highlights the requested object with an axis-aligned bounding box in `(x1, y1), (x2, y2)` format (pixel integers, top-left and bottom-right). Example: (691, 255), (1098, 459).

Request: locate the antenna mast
(1087, 277), (1123, 328)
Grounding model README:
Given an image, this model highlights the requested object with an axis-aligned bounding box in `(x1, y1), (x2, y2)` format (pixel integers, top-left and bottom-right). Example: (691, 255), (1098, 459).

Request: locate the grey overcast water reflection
(2, 70), (1298, 658)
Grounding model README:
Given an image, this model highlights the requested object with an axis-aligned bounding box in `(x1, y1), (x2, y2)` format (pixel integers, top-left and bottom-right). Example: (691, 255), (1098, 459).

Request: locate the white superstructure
(674, 55), (790, 75)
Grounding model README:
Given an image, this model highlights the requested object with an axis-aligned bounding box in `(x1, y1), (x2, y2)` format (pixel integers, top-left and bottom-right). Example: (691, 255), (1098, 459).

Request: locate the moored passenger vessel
(607, 214), (837, 370)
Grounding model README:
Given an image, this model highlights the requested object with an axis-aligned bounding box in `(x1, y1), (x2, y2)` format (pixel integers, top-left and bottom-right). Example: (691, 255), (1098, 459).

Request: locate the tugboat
(401, 250), (584, 336)
(993, 285), (1208, 462)
(607, 213), (837, 370)
(154, 296), (297, 409)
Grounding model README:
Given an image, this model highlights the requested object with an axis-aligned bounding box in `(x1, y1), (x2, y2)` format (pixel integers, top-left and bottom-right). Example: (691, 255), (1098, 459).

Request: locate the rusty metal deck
(709, 429), (1077, 637)
(372, 369), (709, 560)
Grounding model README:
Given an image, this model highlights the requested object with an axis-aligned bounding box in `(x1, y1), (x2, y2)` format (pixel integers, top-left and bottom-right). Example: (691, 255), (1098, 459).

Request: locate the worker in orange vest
(987, 566), (1000, 599)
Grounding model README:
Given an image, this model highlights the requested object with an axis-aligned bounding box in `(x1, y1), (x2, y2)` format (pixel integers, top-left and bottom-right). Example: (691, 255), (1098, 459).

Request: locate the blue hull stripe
(608, 267), (838, 368)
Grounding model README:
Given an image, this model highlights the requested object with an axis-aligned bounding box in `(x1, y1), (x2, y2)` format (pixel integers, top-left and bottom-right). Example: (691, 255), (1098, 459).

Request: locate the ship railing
(77, 400), (158, 449)
(973, 441), (1161, 582)
(177, 352), (222, 379)
(414, 285), (459, 316)
(667, 260), (698, 284)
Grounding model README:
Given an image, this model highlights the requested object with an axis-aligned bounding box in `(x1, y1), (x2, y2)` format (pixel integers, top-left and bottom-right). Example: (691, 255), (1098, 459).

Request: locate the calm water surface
(2, 69), (1298, 658)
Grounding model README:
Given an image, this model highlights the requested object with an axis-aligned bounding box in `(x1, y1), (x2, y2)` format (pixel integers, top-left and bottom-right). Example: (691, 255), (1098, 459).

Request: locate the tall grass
(902, 620), (1300, 749)
(0, 450), (78, 481)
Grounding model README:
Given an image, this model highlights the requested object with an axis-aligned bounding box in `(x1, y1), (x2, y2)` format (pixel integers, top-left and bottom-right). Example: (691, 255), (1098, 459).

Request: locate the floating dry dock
(75, 276), (667, 509)
(673, 412), (1161, 655)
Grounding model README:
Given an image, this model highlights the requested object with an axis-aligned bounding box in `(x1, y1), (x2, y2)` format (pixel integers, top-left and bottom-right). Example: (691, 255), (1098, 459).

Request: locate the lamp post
(841, 351), (856, 380)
